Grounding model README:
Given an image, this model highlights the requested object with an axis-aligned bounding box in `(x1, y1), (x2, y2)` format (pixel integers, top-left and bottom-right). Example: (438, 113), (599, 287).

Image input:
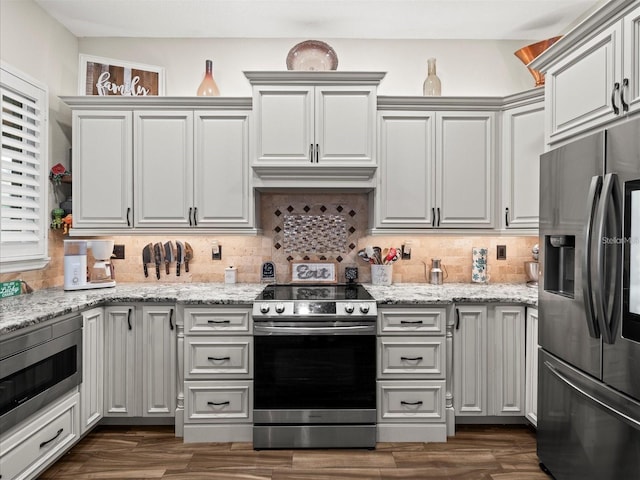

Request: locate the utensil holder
(472, 247), (489, 283)
(371, 265), (393, 285)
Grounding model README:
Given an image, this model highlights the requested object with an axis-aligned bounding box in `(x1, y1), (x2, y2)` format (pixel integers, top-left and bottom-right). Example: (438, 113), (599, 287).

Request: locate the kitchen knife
(164, 241), (175, 275)
(176, 241), (185, 277)
(184, 242), (194, 273)
(142, 243), (152, 277)
(153, 242), (163, 280)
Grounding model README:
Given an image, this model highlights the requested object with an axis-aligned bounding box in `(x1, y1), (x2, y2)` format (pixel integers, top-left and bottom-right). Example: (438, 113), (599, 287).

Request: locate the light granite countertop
(0, 282), (537, 336)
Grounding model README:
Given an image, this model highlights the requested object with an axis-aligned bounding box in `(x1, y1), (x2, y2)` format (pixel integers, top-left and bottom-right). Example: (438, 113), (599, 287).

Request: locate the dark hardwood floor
(40, 425), (549, 479)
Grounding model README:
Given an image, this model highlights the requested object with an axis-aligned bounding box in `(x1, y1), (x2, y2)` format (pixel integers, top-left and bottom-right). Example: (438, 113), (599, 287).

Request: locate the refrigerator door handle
(594, 173), (622, 345)
(582, 175), (602, 338)
(545, 360), (640, 431)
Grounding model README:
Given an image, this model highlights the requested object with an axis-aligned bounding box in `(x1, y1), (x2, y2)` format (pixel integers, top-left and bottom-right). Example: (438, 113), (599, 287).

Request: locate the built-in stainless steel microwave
(0, 315), (82, 433)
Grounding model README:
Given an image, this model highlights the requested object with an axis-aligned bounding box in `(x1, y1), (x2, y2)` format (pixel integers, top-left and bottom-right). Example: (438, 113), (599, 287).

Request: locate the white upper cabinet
(501, 91), (545, 229)
(532, 1), (640, 145)
(62, 97), (258, 234)
(246, 71), (384, 188)
(436, 111), (495, 228)
(134, 111), (194, 227)
(72, 110), (133, 229)
(373, 102), (495, 231)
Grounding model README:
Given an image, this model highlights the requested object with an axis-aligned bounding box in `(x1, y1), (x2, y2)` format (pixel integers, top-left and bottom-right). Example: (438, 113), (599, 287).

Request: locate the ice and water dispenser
(544, 235), (575, 297)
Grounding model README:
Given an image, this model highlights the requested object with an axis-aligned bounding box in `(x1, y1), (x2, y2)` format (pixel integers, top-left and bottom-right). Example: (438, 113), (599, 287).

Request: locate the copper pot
(514, 36), (562, 86)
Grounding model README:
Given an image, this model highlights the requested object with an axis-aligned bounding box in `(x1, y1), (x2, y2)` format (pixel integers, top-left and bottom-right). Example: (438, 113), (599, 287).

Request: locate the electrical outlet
(211, 241), (222, 260)
(497, 245), (507, 260)
(402, 241), (412, 260)
(113, 244), (125, 259)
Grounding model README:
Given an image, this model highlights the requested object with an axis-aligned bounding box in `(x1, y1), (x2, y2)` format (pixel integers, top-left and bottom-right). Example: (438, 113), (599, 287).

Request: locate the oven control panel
(253, 301), (377, 318)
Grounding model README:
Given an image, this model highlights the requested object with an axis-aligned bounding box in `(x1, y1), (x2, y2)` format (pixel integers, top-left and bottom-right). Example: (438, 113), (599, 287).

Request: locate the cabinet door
(252, 86), (314, 165)
(436, 112), (495, 228)
(546, 22), (623, 143)
(490, 306), (525, 416)
(80, 308), (103, 434)
(623, 5), (640, 114)
(194, 111), (253, 227)
(134, 111), (193, 227)
(525, 307), (539, 426)
(375, 111), (436, 228)
(453, 305), (487, 416)
(72, 111), (132, 228)
(501, 101), (544, 229)
(315, 86), (376, 165)
(103, 306), (137, 416)
(141, 306), (176, 417)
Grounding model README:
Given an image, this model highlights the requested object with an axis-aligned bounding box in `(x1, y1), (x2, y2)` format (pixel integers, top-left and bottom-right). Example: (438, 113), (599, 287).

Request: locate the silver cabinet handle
(40, 428), (63, 449)
(620, 78), (629, 113)
(611, 82), (620, 115)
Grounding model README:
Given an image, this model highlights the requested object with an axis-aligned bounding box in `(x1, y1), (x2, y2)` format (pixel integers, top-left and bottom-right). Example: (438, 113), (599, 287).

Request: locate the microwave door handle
(594, 173), (622, 345)
(582, 175), (602, 338)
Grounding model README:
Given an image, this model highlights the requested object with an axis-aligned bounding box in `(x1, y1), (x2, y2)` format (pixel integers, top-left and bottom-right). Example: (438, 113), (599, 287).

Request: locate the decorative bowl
(286, 40), (338, 71)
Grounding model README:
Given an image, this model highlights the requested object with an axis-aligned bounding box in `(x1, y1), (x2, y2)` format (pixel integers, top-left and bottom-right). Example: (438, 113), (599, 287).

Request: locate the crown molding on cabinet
(60, 96), (252, 110)
(244, 71), (386, 86)
(530, 0), (637, 72)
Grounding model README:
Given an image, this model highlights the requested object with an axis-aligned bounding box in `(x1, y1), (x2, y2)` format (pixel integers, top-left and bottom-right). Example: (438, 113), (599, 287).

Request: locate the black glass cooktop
(256, 284), (373, 301)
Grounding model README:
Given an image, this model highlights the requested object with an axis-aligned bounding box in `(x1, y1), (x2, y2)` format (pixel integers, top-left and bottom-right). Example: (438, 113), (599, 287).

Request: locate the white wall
(79, 37), (538, 97)
(1, 0), (79, 203)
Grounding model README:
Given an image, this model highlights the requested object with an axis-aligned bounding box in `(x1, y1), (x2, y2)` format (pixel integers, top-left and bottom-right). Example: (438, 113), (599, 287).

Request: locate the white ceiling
(34, 0), (604, 40)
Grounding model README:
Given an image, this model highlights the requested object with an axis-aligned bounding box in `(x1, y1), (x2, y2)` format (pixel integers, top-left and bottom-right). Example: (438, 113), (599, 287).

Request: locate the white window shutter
(1, 64), (49, 272)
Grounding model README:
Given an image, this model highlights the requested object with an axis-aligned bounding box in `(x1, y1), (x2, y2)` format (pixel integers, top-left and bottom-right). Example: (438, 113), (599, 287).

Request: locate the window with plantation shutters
(1, 64), (49, 273)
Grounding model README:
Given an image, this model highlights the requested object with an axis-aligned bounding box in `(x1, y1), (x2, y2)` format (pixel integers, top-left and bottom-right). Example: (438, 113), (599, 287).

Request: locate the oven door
(254, 325), (376, 423)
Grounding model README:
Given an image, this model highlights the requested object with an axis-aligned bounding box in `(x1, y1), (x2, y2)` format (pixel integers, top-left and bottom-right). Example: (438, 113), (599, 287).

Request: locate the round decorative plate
(286, 40), (338, 71)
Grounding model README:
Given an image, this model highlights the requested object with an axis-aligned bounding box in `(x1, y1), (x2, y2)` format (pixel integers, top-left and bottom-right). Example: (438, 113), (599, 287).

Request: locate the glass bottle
(197, 59), (220, 96)
(423, 58), (442, 96)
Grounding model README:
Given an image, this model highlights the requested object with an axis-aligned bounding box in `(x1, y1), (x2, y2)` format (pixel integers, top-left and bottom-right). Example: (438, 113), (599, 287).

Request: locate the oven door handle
(254, 324), (375, 335)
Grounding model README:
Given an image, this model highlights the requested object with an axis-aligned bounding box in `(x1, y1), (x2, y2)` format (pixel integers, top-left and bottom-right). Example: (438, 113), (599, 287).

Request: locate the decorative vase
(197, 59), (220, 96)
(514, 36), (562, 87)
(423, 58), (441, 96)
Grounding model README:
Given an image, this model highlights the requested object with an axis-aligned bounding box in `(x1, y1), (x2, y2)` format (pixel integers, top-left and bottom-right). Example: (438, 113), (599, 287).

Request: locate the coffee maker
(64, 239), (116, 290)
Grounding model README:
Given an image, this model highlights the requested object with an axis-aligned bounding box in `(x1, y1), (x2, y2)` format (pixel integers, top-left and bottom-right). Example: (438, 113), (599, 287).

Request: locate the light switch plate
(497, 245), (507, 260)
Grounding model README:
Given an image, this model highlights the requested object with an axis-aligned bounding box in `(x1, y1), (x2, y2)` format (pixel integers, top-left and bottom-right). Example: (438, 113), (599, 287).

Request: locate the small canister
(225, 266), (237, 284)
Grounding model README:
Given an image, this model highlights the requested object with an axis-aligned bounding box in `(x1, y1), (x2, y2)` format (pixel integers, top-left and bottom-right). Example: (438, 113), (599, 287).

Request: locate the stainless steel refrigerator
(538, 118), (640, 480)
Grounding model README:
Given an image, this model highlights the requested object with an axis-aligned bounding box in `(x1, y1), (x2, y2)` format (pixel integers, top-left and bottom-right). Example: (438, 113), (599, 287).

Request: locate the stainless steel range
(252, 283), (377, 449)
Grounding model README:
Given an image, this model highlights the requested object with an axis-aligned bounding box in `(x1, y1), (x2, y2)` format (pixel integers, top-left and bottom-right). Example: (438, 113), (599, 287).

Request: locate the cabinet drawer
(0, 391), (80, 480)
(377, 380), (445, 423)
(378, 337), (445, 379)
(185, 337), (252, 379)
(184, 307), (252, 334)
(184, 381), (253, 423)
(379, 308), (446, 335)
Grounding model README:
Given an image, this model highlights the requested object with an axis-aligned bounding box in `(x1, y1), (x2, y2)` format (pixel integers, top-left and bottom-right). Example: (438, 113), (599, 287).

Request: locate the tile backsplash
(0, 193), (538, 290)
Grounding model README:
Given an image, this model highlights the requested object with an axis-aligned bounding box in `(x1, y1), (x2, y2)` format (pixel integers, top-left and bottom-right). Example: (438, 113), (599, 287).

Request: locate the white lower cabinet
(377, 307), (449, 442)
(0, 391), (80, 480)
(80, 308), (103, 434)
(180, 306), (253, 443)
(103, 304), (176, 418)
(453, 305), (525, 418)
(525, 307), (539, 426)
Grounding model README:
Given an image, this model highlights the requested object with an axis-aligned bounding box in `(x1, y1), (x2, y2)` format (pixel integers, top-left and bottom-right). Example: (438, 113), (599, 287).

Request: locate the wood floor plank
(40, 425), (545, 480)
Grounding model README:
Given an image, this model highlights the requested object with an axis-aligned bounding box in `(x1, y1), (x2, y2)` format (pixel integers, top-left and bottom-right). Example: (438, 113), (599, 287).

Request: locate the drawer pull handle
(400, 320), (423, 324)
(400, 401), (423, 406)
(401, 356), (423, 361)
(207, 319), (231, 324)
(207, 401), (230, 406)
(40, 428), (63, 449)
(207, 356), (231, 361)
